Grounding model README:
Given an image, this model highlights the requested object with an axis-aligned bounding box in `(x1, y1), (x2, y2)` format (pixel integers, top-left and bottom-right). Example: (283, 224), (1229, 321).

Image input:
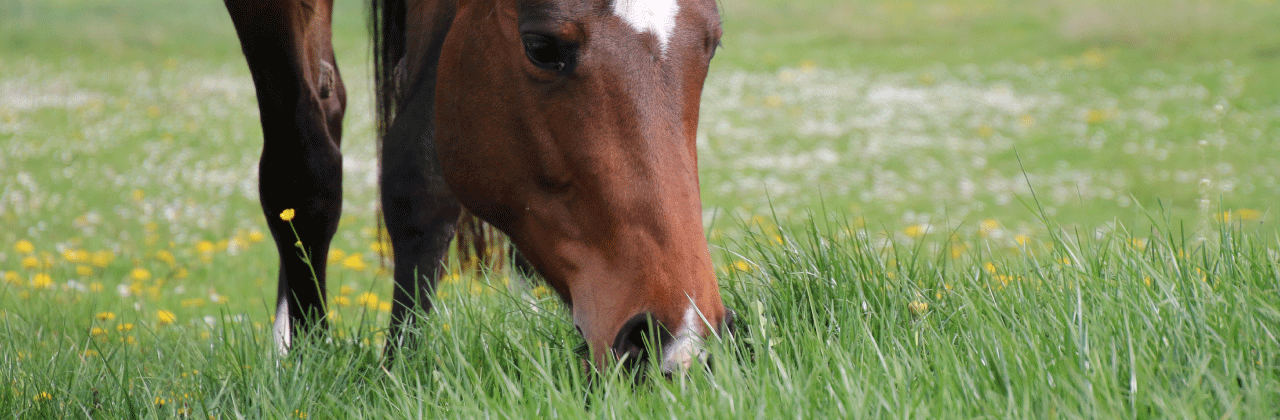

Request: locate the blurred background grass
(4, 0), (1280, 417)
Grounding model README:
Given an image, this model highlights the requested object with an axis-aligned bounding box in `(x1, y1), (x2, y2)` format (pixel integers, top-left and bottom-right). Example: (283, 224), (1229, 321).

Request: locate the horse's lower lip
(658, 332), (706, 373)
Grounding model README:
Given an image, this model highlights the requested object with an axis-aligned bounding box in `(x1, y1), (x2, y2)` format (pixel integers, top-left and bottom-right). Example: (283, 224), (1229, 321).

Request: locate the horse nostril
(611, 313), (671, 368)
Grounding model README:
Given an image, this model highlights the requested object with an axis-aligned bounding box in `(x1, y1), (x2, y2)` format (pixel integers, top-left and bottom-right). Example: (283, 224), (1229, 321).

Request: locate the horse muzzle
(609, 309), (735, 374)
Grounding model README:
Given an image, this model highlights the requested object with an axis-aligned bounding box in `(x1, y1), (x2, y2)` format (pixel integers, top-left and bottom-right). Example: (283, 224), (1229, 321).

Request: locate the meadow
(3, 0), (1280, 417)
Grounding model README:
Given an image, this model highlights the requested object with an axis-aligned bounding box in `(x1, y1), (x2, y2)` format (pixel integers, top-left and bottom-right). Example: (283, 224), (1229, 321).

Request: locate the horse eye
(522, 33), (571, 72)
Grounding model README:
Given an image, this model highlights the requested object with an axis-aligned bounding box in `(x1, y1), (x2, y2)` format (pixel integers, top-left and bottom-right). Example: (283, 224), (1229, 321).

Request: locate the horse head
(432, 0), (727, 371)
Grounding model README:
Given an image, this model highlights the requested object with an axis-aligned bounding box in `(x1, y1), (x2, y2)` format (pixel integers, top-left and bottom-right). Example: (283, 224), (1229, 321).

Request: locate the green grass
(3, 0), (1280, 417)
(5, 214), (1280, 417)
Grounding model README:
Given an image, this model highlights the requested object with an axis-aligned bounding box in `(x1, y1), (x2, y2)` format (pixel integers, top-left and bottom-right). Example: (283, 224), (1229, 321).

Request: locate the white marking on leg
(612, 0), (680, 54)
(273, 298), (291, 355)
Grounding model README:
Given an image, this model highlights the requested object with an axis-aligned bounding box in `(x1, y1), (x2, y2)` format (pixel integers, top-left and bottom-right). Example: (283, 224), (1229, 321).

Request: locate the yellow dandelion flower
(62, 249), (88, 264)
(232, 233), (252, 250)
(241, 231), (264, 244)
(117, 323), (134, 332)
(443, 273), (461, 284)
(81, 349), (99, 358)
(31, 273), (53, 289)
(21, 256), (39, 270)
(356, 292), (379, 309)
(175, 267), (189, 279)
(131, 268), (151, 281)
(1130, 238), (1147, 250)
(295, 410), (308, 419)
(1018, 114), (1036, 128)
(89, 282), (103, 292)
(908, 300), (929, 316)
(370, 242), (389, 253)
(91, 250), (114, 268)
(800, 59), (817, 73)
(95, 312), (116, 322)
(76, 265), (93, 276)
(903, 224), (926, 239)
(157, 310), (176, 326)
(983, 262), (998, 274)
(155, 250), (175, 265)
(90, 327), (108, 336)
(153, 396), (167, 406)
(342, 254), (366, 271)
(339, 285), (354, 295)
(329, 249), (347, 264)
(132, 189), (145, 201)
(979, 219), (1000, 232)
(196, 240), (216, 254)
(2, 271), (19, 285)
(122, 335), (137, 345)
(378, 301), (391, 312)
(280, 208), (296, 222)
(1085, 109), (1112, 124)
(33, 392), (52, 402)
(1080, 48), (1107, 68)
(181, 298), (206, 308)
(14, 240), (35, 254)
(1014, 234), (1031, 246)
(332, 295), (351, 307)
(976, 124), (994, 138)
(1238, 208), (1262, 221)
(732, 259), (752, 272)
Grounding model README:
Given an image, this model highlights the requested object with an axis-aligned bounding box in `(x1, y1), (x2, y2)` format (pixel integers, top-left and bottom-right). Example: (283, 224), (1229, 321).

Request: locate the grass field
(3, 0), (1280, 417)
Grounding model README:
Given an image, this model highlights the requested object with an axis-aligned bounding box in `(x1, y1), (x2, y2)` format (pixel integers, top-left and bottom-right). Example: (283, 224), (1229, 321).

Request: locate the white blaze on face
(612, 0), (680, 54)
(273, 298), (291, 355)
(659, 304), (707, 373)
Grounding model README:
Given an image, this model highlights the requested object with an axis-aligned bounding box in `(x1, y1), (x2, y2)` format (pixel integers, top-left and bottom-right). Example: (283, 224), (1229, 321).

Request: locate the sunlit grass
(4, 0), (1280, 417)
(5, 212), (1280, 417)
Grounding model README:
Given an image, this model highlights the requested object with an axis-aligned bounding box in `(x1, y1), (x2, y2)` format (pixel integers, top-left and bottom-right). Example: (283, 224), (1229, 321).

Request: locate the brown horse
(224, 0), (727, 371)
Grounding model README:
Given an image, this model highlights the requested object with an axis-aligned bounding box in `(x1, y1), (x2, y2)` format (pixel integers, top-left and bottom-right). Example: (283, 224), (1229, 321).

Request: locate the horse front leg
(379, 73), (462, 358)
(225, 0), (347, 353)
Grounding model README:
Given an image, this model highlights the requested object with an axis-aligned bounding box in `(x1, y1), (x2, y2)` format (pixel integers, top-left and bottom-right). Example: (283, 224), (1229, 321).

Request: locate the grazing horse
(224, 0), (727, 371)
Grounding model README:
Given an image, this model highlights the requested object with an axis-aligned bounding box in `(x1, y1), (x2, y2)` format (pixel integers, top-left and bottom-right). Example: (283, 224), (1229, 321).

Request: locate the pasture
(3, 0), (1280, 417)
